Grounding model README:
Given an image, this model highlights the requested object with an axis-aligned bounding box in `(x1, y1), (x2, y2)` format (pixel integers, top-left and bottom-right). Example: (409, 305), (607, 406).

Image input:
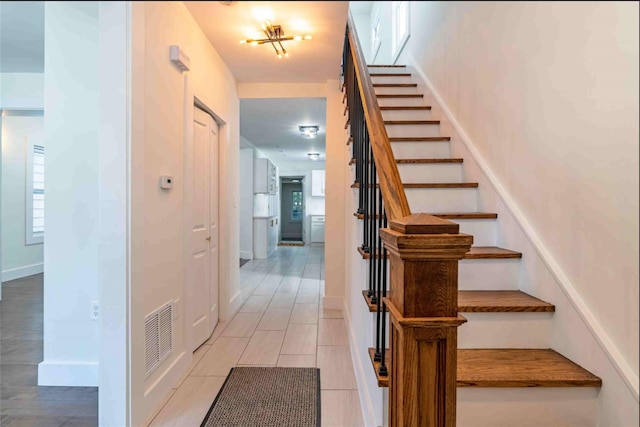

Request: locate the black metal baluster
(379, 210), (389, 377)
(370, 156), (377, 307)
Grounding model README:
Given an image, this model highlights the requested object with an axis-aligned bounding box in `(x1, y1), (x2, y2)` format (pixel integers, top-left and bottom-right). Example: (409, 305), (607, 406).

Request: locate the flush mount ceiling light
(240, 21), (312, 58)
(299, 125), (319, 138)
(307, 153), (320, 161)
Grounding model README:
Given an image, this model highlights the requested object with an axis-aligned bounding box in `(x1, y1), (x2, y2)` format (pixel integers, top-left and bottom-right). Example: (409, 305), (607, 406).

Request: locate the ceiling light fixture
(307, 153), (320, 161)
(299, 125), (319, 138)
(240, 21), (312, 58)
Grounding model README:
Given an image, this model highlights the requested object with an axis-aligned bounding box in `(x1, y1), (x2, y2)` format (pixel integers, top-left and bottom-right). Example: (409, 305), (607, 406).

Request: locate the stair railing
(343, 12), (473, 427)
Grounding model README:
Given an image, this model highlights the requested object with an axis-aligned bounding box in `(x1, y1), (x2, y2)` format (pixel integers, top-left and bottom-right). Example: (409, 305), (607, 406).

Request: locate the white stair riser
(377, 96), (426, 107)
(381, 109), (433, 121)
(386, 124), (441, 138)
(458, 312), (553, 348)
(406, 187), (477, 212)
(374, 86), (419, 95)
(459, 259), (520, 290)
(370, 75), (414, 84)
(397, 163), (463, 183)
(455, 219), (497, 246)
(457, 388), (598, 427)
(391, 141), (450, 158)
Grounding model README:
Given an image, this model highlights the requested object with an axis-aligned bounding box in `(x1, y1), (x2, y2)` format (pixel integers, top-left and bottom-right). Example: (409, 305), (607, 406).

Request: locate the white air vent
(145, 301), (173, 376)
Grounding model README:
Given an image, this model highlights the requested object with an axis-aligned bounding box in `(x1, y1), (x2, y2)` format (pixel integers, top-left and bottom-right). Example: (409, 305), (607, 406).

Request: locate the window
(26, 141), (44, 244)
(391, 1), (410, 62)
(372, 11), (381, 60)
(291, 191), (303, 221)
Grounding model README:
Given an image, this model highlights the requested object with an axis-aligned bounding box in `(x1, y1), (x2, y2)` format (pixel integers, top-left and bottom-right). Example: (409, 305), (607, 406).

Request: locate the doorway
(280, 177), (305, 244)
(186, 105), (220, 351)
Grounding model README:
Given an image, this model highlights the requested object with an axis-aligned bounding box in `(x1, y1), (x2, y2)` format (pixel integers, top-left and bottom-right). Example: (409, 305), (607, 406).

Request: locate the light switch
(160, 175), (173, 189)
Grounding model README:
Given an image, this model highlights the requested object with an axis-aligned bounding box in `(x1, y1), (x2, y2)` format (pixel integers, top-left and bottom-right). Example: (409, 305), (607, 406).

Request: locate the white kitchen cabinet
(254, 158), (277, 194)
(311, 215), (325, 244)
(253, 216), (278, 259)
(311, 170), (325, 196)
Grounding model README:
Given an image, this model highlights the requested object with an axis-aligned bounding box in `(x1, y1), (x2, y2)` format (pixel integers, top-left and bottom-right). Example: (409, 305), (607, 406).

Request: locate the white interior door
(189, 106), (219, 351)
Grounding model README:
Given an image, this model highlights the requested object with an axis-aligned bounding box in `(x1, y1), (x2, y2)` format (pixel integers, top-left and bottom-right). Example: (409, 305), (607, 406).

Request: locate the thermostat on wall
(160, 176), (174, 189)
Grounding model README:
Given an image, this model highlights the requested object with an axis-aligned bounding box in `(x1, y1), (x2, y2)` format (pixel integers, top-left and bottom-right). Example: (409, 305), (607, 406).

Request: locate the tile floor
(148, 246), (365, 427)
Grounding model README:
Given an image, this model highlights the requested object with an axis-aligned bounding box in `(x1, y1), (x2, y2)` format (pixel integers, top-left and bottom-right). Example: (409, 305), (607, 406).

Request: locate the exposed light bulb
(304, 35), (312, 40)
(294, 35), (302, 41)
(239, 40), (247, 44)
(250, 41), (258, 46)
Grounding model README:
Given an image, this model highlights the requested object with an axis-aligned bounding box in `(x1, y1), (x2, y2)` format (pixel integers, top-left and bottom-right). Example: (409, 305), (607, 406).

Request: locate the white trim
(226, 289), (243, 322)
(343, 301), (378, 427)
(142, 350), (189, 424)
(38, 361), (99, 386)
(239, 250), (253, 260)
(321, 295), (343, 310)
(2, 263), (44, 282)
(371, 10), (382, 63)
(407, 55), (640, 401)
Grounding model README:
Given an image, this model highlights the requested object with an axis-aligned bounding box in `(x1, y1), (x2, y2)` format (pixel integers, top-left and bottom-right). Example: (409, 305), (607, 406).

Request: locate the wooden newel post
(380, 214), (473, 427)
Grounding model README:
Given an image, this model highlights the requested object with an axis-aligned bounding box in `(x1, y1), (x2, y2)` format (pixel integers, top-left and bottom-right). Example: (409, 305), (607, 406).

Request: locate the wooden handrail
(346, 12), (411, 221)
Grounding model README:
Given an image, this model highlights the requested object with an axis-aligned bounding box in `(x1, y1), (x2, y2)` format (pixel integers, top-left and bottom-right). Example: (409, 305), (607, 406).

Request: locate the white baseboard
(2, 262), (44, 282)
(407, 55), (639, 400)
(143, 350), (189, 425)
(38, 360), (99, 386)
(343, 301), (378, 427)
(321, 296), (343, 310)
(239, 250), (253, 260)
(226, 290), (243, 322)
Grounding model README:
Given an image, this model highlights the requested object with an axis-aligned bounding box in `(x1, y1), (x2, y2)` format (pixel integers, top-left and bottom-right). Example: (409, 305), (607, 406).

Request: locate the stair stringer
(404, 61), (639, 426)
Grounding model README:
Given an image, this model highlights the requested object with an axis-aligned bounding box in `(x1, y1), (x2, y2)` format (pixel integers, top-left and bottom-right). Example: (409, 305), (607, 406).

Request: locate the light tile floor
(149, 246), (365, 427)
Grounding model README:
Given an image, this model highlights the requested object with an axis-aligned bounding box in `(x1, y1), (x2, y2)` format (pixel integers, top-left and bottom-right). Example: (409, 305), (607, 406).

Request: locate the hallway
(148, 246), (365, 426)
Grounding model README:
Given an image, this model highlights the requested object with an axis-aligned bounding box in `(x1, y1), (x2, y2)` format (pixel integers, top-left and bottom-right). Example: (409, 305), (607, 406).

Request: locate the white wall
(369, 2), (392, 64)
(1, 114), (45, 281)
(395, 1), (639, 424)
(0, 73), (44, 109)
(129, 2), (240, 424)
(239, 147), (254, 259)
(351, 12), (372, 63)
(39, 1), (100, 387)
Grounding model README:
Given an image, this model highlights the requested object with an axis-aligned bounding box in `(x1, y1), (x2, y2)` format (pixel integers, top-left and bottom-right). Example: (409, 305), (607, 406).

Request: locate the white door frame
(183, 80), (223, 352)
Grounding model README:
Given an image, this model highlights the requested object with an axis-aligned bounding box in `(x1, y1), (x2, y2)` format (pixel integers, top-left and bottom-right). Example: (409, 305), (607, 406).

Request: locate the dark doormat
(200, 367), (320, 427)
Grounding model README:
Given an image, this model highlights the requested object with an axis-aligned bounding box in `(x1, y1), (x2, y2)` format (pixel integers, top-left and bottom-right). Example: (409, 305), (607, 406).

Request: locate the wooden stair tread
(465, 246), (522, 259)
(384, 120), (440, 125)
(357, 246), (520, 260)
(457, 349), (602, 387)
(362, 290), (554, 313)
(369, 348), (601, 388)
(373, 83), (417, 87)
(380, 106), (431, 110)
(351, 182), (478, 189)
(354, 212), (498, 220)
(429, 212), (498, 219)
(389, 136), (450, 142)
(350, 158), (463, 165)
(370, 73), (412, 77)
(376, 94), (423, 98)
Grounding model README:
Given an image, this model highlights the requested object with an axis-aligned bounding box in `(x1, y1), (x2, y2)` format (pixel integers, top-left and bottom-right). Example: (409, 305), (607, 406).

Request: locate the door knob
(206, 236), (211, 241)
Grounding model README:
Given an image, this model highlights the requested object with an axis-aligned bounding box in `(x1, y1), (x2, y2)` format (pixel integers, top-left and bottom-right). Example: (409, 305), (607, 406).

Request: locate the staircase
(346, 64), (602, 425)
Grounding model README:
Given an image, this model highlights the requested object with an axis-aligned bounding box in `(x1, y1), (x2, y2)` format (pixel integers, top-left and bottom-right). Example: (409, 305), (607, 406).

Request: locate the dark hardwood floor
(1, 274), (98, 426)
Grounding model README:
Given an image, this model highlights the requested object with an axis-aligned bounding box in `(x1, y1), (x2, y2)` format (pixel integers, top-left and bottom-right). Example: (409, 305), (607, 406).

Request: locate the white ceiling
(0, 1), (44, 73)
(184, 1), (349, 82)
(349, 1), (374, 15)
(240, 98), (326, 167)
